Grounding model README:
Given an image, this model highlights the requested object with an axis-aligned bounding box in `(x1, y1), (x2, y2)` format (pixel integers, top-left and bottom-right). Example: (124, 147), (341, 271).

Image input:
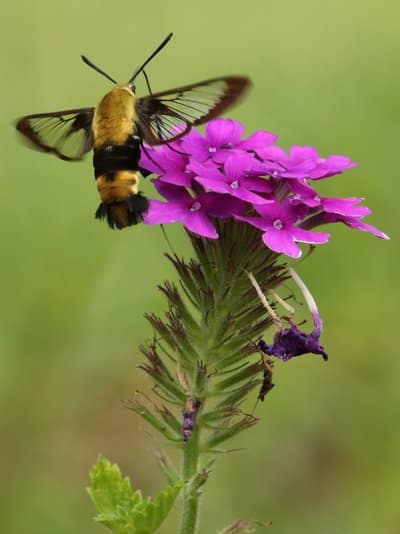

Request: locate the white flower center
(273, 219), (283, 230)
(208, 147), (217, 153)
(314, 194), (321, 202)
(230, 180), (239, 189)
(190, 201), (202, 212)
(272, 170), (279, 178)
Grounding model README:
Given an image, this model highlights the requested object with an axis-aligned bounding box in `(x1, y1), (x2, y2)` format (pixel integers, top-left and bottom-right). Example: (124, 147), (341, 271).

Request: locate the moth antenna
(81, 55), (117, 84)
(129, 33), (173, 86)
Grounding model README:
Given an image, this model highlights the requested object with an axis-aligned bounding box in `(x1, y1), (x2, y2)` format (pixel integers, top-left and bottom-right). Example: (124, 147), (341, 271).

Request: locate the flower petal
(195, 176), (230, 194)
(238, 130), (278, 150)
(139, 146), (167, 175)
(240, 176), (273, 193)
(188, 160), (223, 181)
(333, 215), (390, 239)
(256, 145), (287, 161)
(290, 226), (330, 244)
(321, 197), (371, 217)
(144, 200), (187, 224)
(309, 155), (358, 179)
(180, 129), (210, 161)
(183, 211), (219, 239)
(223, 153), (253, 179)
(206, 118), (244, 147)
(152, 180), (191, 202)
(289, 145), (319, 162)
(204, 193), (246, 217)
(262, 229), (302, 258)
(235, 215), (272, 231)
(159, 171), (194, 187)
(231, 187), (272, 205)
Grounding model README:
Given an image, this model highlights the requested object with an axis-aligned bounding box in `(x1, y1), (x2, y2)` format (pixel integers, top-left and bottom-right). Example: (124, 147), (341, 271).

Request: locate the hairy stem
(180, 424), (201, 534)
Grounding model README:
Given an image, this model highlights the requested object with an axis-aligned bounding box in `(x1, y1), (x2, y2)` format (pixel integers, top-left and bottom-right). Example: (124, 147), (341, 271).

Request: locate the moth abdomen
(95, 193), (149, 229)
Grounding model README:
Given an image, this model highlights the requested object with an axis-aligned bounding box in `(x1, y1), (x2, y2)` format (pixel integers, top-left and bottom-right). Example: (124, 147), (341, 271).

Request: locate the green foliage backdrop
(1, 1), (398, 532)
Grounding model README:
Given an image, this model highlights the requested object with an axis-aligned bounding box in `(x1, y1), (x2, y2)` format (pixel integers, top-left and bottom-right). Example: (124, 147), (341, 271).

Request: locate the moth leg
(142, 70), (153, 95)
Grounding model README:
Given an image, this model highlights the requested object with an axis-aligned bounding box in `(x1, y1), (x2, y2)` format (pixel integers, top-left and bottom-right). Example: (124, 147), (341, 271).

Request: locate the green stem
(180, 424), (201, 534)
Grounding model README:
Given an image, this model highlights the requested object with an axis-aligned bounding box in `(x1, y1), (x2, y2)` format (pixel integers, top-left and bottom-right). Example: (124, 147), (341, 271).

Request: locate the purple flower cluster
(141, 119), (388, 258)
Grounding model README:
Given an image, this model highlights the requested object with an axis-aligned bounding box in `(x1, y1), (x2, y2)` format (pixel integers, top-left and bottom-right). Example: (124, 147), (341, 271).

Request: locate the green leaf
(201, 415), (259, 451)
(125, 398), (182, 442)
(87, 457), (183, 533)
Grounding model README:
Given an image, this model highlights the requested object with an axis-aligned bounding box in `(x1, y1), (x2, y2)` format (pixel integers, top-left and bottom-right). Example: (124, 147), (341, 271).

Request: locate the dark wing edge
(15, 108), (95, 161)
(135, 76), (251, 146)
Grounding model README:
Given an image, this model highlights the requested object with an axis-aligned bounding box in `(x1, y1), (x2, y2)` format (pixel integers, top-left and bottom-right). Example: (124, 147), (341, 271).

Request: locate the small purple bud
(182, 398), (201, 442)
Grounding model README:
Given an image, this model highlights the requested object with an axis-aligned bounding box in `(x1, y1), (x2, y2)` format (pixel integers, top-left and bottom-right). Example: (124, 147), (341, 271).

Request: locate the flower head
(140, 118), (388, 257)
(236, 200), (330, 258)
(144, 180), (245, 239)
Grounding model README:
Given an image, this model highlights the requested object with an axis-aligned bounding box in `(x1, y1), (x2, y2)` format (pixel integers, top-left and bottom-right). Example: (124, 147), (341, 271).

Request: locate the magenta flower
(236, 201), (330, 258)
(180, 118), (277, 164)
(289, 181), (373, 216)
(307, 212), (390, 240)
(308, 155), (358, 179)
(256, 145), (357, 181)
(140, 145), (194, 187)
(286, 146), (357, 179)
(141, 118), (387, 257)
(180, 119), (245, 164)
(256, 145), (316, 179)
(144, 181), (245, 239)
(189, 154), (272, 205)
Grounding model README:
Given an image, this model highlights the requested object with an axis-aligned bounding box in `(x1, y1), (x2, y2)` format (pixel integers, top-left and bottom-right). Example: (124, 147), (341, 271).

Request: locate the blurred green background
(1, 0), (398, 532)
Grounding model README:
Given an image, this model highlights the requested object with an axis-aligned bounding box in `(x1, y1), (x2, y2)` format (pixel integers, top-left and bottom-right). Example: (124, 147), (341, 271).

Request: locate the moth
(16, 33), (251, 229)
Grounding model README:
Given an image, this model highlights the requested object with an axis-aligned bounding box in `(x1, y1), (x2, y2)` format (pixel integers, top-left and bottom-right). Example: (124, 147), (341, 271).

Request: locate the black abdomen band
(93, 140), (141, 178)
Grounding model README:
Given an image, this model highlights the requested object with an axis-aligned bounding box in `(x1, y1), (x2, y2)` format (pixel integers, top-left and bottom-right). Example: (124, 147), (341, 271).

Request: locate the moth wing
(135, 76), (251, 145)
(16, 108), (94, 161)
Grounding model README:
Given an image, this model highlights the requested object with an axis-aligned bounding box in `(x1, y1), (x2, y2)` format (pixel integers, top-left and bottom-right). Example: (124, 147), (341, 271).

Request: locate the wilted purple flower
(258, 320), (328, 362)
(252, 268), (328, 361)
(141, 118), (387, 257)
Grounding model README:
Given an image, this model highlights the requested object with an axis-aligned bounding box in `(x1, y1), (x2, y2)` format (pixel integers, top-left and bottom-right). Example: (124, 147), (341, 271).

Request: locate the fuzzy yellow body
(93, 85), (137, 148)
(93, 85), (140, 202)
(95, 170), (138, 202)
(91, 85), (148, 228)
